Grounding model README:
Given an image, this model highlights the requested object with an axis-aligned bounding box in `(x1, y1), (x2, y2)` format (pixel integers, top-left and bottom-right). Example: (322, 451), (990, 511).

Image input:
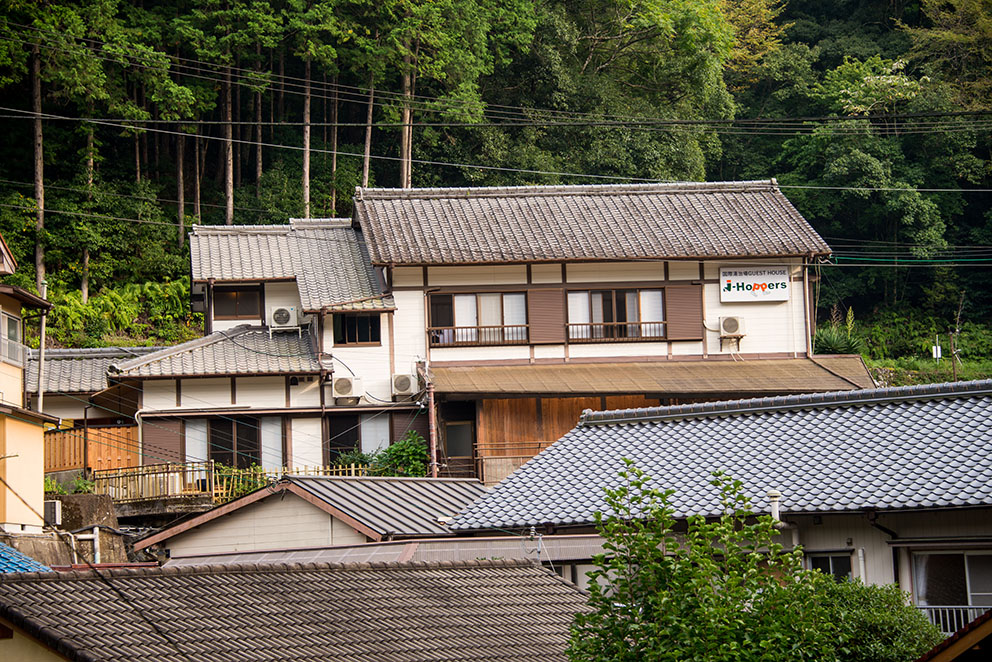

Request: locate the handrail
(428, 324), (529, 347)
(1, 337), (28, 367)
(916, 605), (990, 635)
(567, 320), (666, 342)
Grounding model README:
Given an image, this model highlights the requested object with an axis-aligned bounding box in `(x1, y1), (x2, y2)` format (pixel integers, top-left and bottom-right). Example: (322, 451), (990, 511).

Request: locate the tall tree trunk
(32, 44), (45, 293)
(141, 85), (149, 180)
(278, 49), (285, 122)
(330, 74), (338, 215)
(362, 73), (375, 188)
(400, 48), (411, 188)
(224, 68), (234, 225)
(82, 120), (95, 304)
(303, 56), (311, 218)
(269, 48), (275, 142)
(153, 104), (160, 175)
(256, 42), (263, 199)
(135, 131), (142, 183)
(177, 132), (185, 248)
(194, 134), (201, 220)
(234, 61), (241, 188)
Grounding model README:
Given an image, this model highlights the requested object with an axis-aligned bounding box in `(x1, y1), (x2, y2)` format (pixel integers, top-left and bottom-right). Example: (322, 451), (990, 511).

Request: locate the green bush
(44, 476), (67, 495)
(369, 431), (429, 477)
(71, 475), (95, 494)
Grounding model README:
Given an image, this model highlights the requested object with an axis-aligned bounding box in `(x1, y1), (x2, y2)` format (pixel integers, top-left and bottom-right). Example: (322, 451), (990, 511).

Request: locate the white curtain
(260, 417), (283, 470)
(184, 419), (208, 464)
(625, 290), (640, 337)
(360, 414), (390, 454)
(503, 293), (527, 341)
(639, 290), (664, 337)
(454, 294), (478, 343)
(478, 293), (502, 343)
(568, 291), (590, 339)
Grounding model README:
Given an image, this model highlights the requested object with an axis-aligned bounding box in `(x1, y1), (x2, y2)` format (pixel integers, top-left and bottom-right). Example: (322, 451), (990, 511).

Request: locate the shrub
(370, 431), (428, 477)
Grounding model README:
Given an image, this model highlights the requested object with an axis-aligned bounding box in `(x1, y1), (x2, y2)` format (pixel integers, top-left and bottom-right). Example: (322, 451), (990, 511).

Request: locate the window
(0, 311), (23, 366)
(914, 552), (992, 607)
(213, 287), (261, 320)
(333, 314), (381, 345)
(428, 293), (528, 346)
(567, 289), (665, 341)
(208, 417), (260, 468)
(808, 554), (852, 582)
(325, 414), (360, 462)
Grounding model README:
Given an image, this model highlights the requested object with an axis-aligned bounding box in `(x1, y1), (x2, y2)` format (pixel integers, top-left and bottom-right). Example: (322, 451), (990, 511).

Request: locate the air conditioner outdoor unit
(332, 376), (363, 399)
(392, 373), (419, 396)
(268, 306), (299, 330)
(719, 316), (746, 337)
(44, 499), (62, 526)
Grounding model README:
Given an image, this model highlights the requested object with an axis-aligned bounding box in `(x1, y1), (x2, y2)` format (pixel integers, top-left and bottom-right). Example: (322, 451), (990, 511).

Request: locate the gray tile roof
(451, 380), (992, 531)
(0, 560), (587, 662)
(109, 326), (319, 378)
(164, 534), (606, 567)
(190, 219), (394, 311)
(355, 180), (832, 265)
(26, 347), (164, 394)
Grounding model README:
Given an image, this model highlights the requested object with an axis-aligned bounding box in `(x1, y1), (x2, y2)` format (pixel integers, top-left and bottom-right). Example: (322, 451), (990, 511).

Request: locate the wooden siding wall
(475, 395), (660, 457)
(44, 426), (139, 473)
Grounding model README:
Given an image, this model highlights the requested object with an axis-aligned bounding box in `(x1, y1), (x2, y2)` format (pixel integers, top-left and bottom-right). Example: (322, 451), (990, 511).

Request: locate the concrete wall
(164, 492), (366, 557)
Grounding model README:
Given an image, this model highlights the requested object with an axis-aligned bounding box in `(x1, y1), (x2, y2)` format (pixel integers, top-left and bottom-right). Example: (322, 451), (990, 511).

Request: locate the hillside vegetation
(0, 0), (989, 377)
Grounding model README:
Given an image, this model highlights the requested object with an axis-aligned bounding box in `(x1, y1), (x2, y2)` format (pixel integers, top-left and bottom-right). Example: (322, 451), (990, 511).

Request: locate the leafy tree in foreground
(569, 462), (942, 662)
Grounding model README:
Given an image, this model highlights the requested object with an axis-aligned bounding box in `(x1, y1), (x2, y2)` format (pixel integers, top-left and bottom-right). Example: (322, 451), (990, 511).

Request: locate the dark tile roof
(451, 380), (992, 531)
(0, 543), (50, 573)
(0, 560), (587, 662)
(355, 180), (831, 265)
(136, 476), (489, 550)
(190, 220), (394, 311)
(26, 347), (165, 394)
(109, 326), (319, 378)
(164, 534), (606, 567)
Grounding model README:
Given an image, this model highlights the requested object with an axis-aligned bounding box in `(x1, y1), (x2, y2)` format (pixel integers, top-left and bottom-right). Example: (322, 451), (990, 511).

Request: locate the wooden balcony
(92, 461), (369, 505)
(45, 425), (140, 474)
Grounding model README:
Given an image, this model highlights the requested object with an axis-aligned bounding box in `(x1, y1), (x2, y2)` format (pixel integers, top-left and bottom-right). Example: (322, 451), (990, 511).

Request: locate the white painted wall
(180, 378), (231, 408)
(164, 493), (366, 557)
(431, 345), (531, 362)
(31, 394), (87, 422)
(235, 376), (285, 408)
(289, 377), (321, 407)
(291, 417), (322, 467)
(264, 281), (302, 313)
(391, 289), (427, 370)
(533, 345), (566, 360)
(427, 265), (527, 286)
(393, 266), (424, 287)
(531, 263), (562, 284)
(213, 319), (249, 332)
(668, 261), (699, 280)
(143, 380), (177, 410)
(567, 342), (669, 359)
(566, 262), (664, 283)
(323, 312), (394, 403)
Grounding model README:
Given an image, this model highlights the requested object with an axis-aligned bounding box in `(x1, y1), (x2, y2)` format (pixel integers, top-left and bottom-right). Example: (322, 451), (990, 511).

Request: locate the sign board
(720, 266), (790, 302)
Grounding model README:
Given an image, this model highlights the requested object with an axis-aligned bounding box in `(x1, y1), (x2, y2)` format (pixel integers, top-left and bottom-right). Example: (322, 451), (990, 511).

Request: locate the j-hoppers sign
(720, 266), (790, 302)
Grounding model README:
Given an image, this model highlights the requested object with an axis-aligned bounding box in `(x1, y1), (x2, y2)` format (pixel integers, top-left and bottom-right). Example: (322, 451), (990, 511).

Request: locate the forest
(0, 0), (990, 382)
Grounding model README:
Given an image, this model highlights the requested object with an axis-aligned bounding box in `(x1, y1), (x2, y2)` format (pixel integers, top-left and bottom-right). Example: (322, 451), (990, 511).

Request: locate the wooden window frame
(213, 286), (263, 321)
(333, 313), (382, 347)
(207, 416), (262, 469)
(428, 292), (529, 348)
(566, 287), (667, 343)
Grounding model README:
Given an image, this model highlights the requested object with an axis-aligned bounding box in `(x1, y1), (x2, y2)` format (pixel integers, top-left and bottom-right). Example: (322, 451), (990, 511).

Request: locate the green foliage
(368, 431), (429, 477)
(333, 448), (376, 467)
(71, 475), (94, 494)
(214, 463), (273, 500)
(44, 475), (67, 495)
(814, 308), (867, 355)
(569, 463), (942, 661)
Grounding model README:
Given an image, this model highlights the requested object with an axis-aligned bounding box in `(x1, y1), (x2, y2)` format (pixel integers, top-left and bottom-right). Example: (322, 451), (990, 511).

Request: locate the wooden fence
(44, 426), (140, 474)
(92, 461), (369, 504)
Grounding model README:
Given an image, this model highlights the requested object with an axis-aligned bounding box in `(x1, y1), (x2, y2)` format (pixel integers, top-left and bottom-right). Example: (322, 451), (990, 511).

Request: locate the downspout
(418, 363), (438, 478)
(83, 404), (91, 478)
(205, 278), (215, 335)
(767, 490), (800, 548)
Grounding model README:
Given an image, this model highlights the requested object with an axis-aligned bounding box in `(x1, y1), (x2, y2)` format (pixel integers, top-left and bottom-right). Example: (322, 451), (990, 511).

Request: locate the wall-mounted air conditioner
(332, 376), (363, 399)
(268, 306), (299, 331)
(44, 499), (62, 526)
(392, 373), (419, 396)
(719, 316), (746, 337)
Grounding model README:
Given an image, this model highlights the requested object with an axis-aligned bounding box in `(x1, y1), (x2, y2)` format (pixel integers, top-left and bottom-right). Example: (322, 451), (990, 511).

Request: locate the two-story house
(0, 235), (58, 532)
(353, 180), (874, 482)
(92, 219), (425, 471)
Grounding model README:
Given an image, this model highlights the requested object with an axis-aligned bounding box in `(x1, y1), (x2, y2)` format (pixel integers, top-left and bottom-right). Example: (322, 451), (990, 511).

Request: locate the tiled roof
(190, 219), (394, 311)
(26, 347), (164, 394)
(0, 543), (50, 573)
(136, 476), (489, 550)
(0, 560), (587, 662)
(109, 326), (319, 378)
(164, 534), (606, 567)
(451, 380), (992, 531)
(355, 180), (832, 265)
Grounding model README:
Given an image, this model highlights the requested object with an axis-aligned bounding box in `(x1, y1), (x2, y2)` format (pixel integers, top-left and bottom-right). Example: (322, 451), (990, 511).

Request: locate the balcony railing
(916, 606), (990, 635)
(1, 337), (27, 367)
(428, 325), (529, 347)
(92, 461), (369, 505)
(567, 320), (666, 342)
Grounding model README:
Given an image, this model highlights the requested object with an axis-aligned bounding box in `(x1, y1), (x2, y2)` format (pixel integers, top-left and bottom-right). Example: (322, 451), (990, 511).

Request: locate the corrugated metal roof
(26, 347), (164, 394)
(0, 560), (587, 662)
(287, 475), (488, 538)
(164, 534), (607, 567)
(190, 220), (394, 311)
(110, 326), (319, 378)
(430, 357), (875, 396)
(355, 180), (832, 265)
(450, 379), (992, 530)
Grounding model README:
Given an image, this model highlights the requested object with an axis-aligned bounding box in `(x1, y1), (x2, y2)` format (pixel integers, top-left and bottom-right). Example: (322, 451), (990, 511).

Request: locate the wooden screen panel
(527, 288), (565, 344)
(87, 425), (140, 472)
(477, 398), (539, 457)
(665, 284), (703, 340)
(541, 397), (601, 445)
(390, 410), (430, 444)
(141, 418), (183, 465)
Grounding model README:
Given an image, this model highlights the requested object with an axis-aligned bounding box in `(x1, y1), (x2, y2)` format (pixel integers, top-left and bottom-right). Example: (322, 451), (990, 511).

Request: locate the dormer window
(214, 286), (261, 321)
